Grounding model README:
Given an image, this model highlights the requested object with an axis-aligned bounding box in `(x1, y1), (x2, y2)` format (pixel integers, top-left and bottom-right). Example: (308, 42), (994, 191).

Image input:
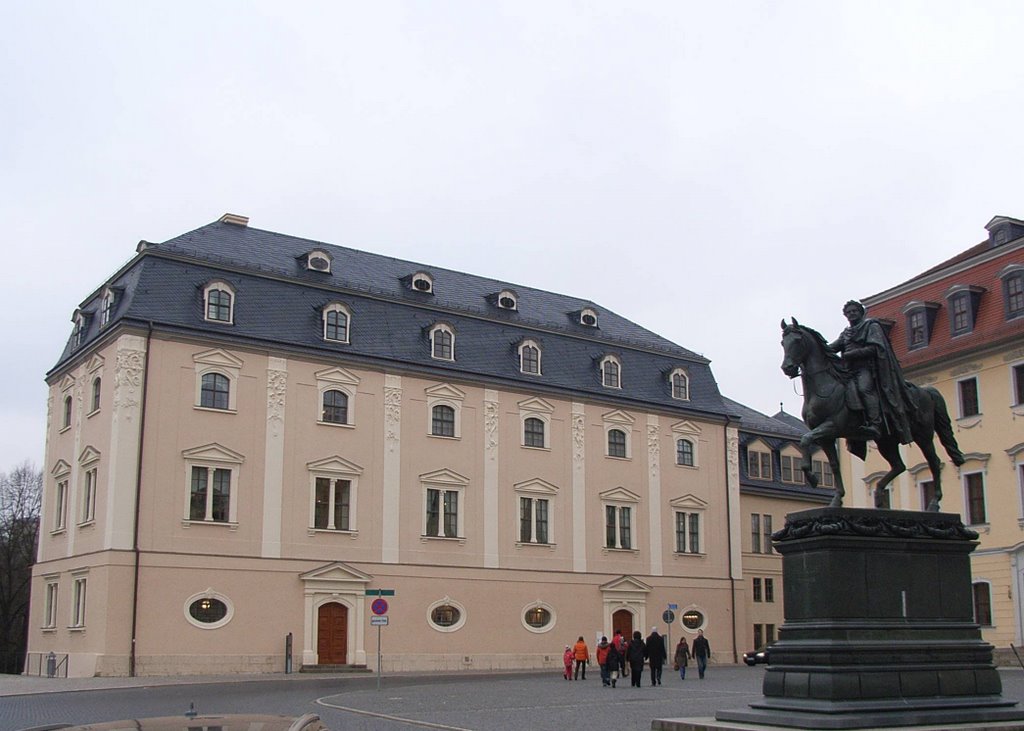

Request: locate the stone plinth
(715, 507), (1024, 730)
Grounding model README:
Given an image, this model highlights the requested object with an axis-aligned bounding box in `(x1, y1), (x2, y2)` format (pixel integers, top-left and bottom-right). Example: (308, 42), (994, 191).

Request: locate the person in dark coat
(613, 629), (627, 678)
(646, 627), (667, 686)
(626, 630), (647, 688)
(674, 636), (691, 680)
(605, 640), (621, 688)
(692, 629), (711, 679)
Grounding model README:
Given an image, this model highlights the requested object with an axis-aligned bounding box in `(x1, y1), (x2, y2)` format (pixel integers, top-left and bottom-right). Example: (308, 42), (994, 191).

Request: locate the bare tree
(0, 462), (41, 674)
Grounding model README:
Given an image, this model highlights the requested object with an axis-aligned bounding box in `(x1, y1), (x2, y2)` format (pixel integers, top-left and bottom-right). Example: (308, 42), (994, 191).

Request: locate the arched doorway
(317, 602), (348, 664)
(613, 608), (633, 640)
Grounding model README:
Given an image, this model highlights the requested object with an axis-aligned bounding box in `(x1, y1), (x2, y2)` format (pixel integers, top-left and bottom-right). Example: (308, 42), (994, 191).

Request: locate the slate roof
(53, 217), (732, 419)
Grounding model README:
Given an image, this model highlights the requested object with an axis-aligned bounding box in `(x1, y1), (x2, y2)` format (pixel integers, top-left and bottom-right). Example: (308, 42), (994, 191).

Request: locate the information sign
(370, 615), (389, 626)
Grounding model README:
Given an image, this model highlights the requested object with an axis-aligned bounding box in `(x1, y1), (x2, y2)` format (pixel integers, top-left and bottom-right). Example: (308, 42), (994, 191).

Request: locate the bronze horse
(780, 318), (964, 510)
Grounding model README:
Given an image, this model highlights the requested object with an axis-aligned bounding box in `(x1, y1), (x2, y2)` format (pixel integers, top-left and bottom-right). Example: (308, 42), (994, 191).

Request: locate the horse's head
(780, 317), (808, 378)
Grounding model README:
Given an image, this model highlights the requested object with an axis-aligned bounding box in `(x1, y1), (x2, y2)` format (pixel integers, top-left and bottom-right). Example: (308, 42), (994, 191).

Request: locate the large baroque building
(847, 215), (1024, 655)
(30, 214), (832, 677)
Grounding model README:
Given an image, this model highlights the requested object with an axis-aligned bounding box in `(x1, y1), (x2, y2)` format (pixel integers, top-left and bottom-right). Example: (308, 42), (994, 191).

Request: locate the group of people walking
(562, 628), (711, 687)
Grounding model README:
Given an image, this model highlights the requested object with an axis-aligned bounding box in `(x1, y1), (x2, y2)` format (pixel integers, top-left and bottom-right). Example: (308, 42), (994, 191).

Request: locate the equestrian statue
(780, 300), (965, 511)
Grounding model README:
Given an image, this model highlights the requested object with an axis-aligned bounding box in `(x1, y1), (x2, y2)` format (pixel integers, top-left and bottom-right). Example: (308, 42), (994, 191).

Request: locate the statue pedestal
(716, 507), (1024, 729)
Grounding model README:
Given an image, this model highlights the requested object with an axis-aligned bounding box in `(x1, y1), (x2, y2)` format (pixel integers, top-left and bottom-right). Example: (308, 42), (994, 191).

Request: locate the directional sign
(371, 598), (389, 616)
(370, 615), (389, 626)
(668, 603), (679, 611)
(365, 589), (396, 596)
(663, 610), (676, 624)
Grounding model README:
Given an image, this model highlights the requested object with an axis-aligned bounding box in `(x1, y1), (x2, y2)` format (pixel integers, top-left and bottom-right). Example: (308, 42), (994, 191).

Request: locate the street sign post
(365, 589), (395, 690)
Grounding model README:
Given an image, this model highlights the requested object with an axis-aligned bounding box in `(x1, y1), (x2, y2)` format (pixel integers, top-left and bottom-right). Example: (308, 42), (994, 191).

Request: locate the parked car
(20, 712), (328, 731)
(742, 648), (770, 666)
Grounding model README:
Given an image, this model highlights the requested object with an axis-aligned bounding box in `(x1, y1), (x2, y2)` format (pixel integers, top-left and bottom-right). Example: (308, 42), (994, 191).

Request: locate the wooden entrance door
(612, 608), (633, 641)
(317, 602), (348, 664)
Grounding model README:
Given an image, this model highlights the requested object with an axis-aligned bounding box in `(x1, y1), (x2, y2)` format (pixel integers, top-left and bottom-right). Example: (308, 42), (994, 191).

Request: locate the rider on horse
(828, 300), (917, 443)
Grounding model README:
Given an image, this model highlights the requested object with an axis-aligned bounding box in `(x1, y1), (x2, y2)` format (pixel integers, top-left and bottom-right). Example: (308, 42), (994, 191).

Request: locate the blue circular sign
(371, 598), (389, 616)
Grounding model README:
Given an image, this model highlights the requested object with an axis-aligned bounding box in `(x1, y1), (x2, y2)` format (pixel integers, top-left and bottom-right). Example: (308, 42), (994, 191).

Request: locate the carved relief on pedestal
(384, 387), (402, 452)
(647, 424), (660, 482)
(267, 369), (288, 437)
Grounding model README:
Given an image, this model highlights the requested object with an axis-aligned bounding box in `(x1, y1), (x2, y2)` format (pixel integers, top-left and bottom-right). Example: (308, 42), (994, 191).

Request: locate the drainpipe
(722, 413), (739, 664)
(129, 323), (153, 677)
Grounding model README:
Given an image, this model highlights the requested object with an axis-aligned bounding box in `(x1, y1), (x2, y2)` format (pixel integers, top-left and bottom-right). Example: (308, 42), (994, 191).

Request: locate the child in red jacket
(563, 645), (573, 680)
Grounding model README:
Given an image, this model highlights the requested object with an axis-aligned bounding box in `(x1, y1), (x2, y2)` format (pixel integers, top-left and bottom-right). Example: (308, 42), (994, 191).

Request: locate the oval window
(682, 609), (705, 630)
(414, 277), (432, 291)
(309, 256), (330, 271)
(189, 597), (228, 624)
(499, 296), (516, 309)
(431, 604), (461, 628)
(524, 606), (551, 628)
(581, 313), (597, 326)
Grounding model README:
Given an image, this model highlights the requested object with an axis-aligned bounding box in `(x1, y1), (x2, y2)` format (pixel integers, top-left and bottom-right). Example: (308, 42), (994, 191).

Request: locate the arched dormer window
(411, 272), (434, 294)
(71, 311), (88, 349)
(580, 307), (598, 327)
(99, 289), (115, 327)
(305, 249), (332, 273)
(430, 324), (455, 361)
(670, 369), (689, 400)
(323, 303), (351, 343)
(203, 281), (235, 324)
(601, 355), (621, 389)
(519, 340), (541, 375)
(497, 290), (518, 310)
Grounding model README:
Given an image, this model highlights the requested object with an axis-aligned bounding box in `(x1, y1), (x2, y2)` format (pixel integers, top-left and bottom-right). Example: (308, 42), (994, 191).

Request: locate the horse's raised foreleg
(873, 438), (906, 509)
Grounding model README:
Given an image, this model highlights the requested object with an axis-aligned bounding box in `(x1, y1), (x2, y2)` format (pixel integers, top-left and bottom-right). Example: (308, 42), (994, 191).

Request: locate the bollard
(285, 632), (293, 674)
(46, 652), (56, 678)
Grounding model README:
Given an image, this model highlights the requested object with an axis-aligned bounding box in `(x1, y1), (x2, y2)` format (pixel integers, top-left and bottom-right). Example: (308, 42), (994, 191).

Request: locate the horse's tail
(925, 386), (966, 466)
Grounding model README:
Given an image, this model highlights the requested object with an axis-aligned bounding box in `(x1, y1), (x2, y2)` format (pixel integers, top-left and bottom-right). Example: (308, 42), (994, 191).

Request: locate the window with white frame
(518, 397), (553, 450)
(99, 289), (115, 327)
(608, 428), (627, 458)
(753, 577), (763, 602)
(62, 395), (72, 430)
(54, 478), (68, 532)
(811, 456), (835, 488)
(426, 383), (465, 438)
(973, 581), (993, 625)
(1012, 363), (1024, 407)
(676, 439), (695, 466)
(519, 340), (541, 375)
(964, 471), (986, 525)
(674, 511), (701, 553)
(671, 421), (701, 468)
(431, 405), (456, 437)
(323, 303), (350, 343)
(427, 597), (466, 632)
(747, 444), (772, 480)
(514, 479), (557, 545)
(580, 307), (598, 327)
(305, 249), (333, 273)
(193, 349), (242, 412)
(70, 575), (87, 628)
(524, 417), (546, 448)
(920, 479), (937, 510)
(601, 488), (639, 550)
(958, 376), (980, 418)
(43, 581), (58, 629)
(497, 289), (517, 310)
(603, 410), (634, 459)
(71, 313), (86, 349)
(411, 272), (434, 293)
(315, 367), (359, 427)
(430, 324), (455, 360)
(90, 377), (101, 414)
(670, 369), (689, 400)
(780, 450), (804, 484)
(321, 390), (349, 425)
(203, 281), (235, 324)
(421, 470), (467, 539)
(80, 465), (97, 524)
(601, 356), (621, 388)
(182, 444), (243, 525)
(200, 373), (231, 410)
(307, 456), (362, 533)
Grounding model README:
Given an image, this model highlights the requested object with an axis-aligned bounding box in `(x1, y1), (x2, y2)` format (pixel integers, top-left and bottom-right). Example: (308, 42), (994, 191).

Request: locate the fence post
(46, 652), (56, 678)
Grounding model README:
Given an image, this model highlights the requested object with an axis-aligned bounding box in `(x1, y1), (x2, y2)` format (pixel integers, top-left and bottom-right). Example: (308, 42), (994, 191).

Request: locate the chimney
(219, 213), (249, 227)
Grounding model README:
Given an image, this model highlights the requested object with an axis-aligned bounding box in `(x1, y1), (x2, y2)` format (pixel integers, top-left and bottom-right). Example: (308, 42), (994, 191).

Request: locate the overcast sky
(2, 1), (1023, 471)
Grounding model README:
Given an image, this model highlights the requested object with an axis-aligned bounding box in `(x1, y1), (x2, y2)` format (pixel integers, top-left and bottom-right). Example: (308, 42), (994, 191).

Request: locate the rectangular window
(313, 477), (351, 531)
(763, 515), (774, 554)
(54, 479), (68, 531)
(751, 513), (762, 554)
(753, 577), (763, 602)
(675, 512), (701, 554)
(535, 498), (549, 544)
(965, 472), (986, 525)
(44, 583), (58, 628)
(71, 577), (87, 628)
(425, 488), (460, 538)
(605, 505), (632, 549)
(753, 624), (763, 651)
(190, 466), (232, 522)
(81, 467), (97, 524)
(951, 294), (971, 334)
(920, 480), (936, 511)
(959, 377), (980, 418)
(520, 497), (532, 543)
(780, 455), (804, 484)
(1007, 273), (1024, 319)
(519, 497), (550, 544)
(1014, 364), (1024, 406)
(766, 623), (776, 644)
(812, 459), (835, 488)
(973, 582), (992, 626)
(748, 450), (772, 480)
(765, 578), (775, 603)
(909, 310), (927, 348)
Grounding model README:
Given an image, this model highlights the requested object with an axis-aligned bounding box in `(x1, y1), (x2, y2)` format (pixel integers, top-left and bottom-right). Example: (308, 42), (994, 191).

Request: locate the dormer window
(670, 368), (690, 400)
(99, 289), (115, 327)
(580, 308), (598, 327)
(203, 281), (235, 324)
(1001, 265), (1024, 321)
(601, 355), (621, 389)
(323, 303), (351, 343)
(411, 272), (434, 293)
(305, 250), (333, 273)
(430, 324), (455, 361)
(497, 290), (518, 310)
(945, 285), (984, 337)
(71, 313), (86, 349)
(519, 340), (541, 375)
(901, 301), (939, 350)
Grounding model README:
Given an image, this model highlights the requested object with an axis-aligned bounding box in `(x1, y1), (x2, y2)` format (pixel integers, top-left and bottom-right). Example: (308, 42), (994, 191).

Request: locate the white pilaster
(726, 425), (743, 580)
(105, 335), (147, 550)
(382, 374), (402, 563)
(262, 358), (287, 558)
(572, 402), (587, 573)
(483, 390), (499, 568)
(647, 416), (663, 576)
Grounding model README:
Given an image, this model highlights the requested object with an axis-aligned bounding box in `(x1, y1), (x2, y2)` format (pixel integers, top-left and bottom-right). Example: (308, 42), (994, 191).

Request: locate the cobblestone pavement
(2, 667), (1023, 731)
